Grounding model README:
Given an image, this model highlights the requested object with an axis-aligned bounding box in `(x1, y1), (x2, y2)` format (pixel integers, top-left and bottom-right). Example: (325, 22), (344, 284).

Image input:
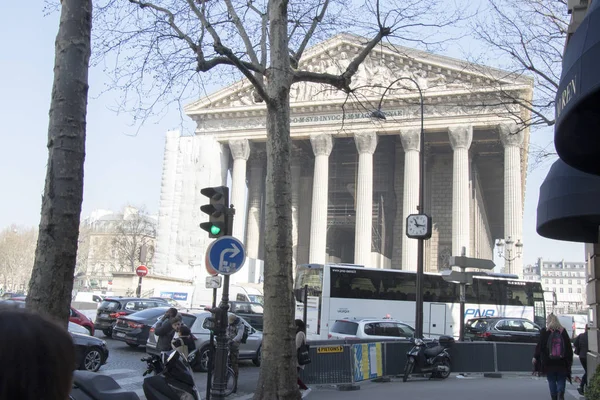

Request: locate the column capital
(448, 125), (473, 150)
(229, 138), (251, 160)
(354, 131), (378, 154)
(498, 123), (524, 148)
(400, 128), (421, 152)
(310, 134), (334, 157)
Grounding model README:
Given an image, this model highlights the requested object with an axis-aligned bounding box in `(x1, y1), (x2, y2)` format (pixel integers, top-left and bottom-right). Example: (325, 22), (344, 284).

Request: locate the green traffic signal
(210, 225), (221, 235)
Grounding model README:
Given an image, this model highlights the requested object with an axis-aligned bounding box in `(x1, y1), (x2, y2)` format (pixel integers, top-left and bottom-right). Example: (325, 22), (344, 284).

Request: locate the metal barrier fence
(300, 340), (537, 386)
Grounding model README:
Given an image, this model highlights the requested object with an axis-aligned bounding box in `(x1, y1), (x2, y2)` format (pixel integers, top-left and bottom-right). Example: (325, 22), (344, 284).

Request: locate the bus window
(475, 279), (502, 305)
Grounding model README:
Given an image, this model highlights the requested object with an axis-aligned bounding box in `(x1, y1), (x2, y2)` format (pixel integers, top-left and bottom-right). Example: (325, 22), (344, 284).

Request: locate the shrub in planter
(587, 368), (600, 400)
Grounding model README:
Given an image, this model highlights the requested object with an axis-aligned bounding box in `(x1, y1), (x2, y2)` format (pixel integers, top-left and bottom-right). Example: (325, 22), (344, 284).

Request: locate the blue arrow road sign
(208, 236), (246, 275)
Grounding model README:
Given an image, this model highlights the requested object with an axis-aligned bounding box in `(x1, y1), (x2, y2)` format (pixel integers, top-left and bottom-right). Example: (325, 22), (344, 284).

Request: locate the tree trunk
(254, 1), (299, 399)
(26, 0), (92, 326)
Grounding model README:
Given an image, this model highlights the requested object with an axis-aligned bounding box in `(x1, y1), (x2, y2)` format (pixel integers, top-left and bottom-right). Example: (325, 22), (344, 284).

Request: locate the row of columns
(225, 122), (524, 274)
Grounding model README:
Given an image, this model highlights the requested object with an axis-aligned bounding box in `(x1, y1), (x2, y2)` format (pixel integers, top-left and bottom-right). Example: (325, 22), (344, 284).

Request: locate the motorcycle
(70, 370), (140, 400)
(142, 349), (202, 400)
(402, 336), (453, 382)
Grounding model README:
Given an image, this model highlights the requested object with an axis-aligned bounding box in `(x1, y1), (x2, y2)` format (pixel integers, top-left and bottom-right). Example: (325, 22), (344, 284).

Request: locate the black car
(464, 317), (541, 343)
(73, 332), (110, 372)
(112, 306), (170, 347)
(229, 301), (263, 331)
(95, 297), (165, 337)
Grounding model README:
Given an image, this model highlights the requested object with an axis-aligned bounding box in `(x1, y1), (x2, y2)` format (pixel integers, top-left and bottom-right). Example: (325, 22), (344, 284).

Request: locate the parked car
(95, 297), (164, 337)
(73, 331), (110, 372)
(6, 296), (95, 335)
(150, 297), (181, 308)
(112, 306), (172, 347)
(328, 317), (416, 340)
(146, 311), (262, 372)
(229, 301), (263, 331)
(0, 299), (108, 372)
(73, 292), (104, 303)
(464, 317), (541, 343)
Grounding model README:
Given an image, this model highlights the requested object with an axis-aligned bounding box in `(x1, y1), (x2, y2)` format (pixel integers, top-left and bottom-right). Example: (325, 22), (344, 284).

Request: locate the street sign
(449, 256), (495, 270)
(206, 275), (222, 289)
(136, 265), (149, 277)
(441, 270), (473, 285)
(208, 236), (246, 275)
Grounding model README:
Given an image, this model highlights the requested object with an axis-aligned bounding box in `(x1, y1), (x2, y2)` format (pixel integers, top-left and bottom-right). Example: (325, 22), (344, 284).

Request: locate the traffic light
(203, 306), (225, 332)
(200, 186), (230, 238)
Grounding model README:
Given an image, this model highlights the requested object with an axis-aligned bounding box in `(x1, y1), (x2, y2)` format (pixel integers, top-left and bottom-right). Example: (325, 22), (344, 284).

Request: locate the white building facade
(524, 258), (587, 314)
(152, 34), (532, 296)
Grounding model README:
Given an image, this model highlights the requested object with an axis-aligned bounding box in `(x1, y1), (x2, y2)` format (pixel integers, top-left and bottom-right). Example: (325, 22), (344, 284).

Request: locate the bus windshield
(294, 265), (323, 302)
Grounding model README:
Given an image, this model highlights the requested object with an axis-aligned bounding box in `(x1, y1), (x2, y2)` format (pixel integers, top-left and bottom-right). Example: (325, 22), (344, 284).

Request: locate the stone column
(400, 128), (421, 271)
(499, 123), (524, 276)
(245, 149), (264, 260)
(309, 134), (334, 264)
(448, 125), (473, 257)
(354, 132), (378, 266)
(291, 154), (303, 269)
(229, 139), (250, 240)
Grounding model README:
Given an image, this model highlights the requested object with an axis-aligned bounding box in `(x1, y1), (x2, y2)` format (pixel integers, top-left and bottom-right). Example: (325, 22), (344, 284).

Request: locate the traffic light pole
(205, 287), (217, 400)
(211, 274), (230, 399)
(210, 205), (235, 400)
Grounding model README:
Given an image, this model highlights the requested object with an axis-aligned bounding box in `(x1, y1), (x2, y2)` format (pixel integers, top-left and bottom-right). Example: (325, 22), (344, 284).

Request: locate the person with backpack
(573, 324), (589, 395)
(227, 313), (246, 393)
(533, 313), (573, 400)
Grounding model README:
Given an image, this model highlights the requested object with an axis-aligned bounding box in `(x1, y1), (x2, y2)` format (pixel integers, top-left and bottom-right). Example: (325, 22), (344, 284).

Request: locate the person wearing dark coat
(533, 314), (573, 400)
(155, 308), (182, 352)
(574, 324), (589, 395)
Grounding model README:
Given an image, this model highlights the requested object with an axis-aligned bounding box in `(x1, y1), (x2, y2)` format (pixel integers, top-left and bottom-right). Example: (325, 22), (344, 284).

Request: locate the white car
(328, 317), (416, 340)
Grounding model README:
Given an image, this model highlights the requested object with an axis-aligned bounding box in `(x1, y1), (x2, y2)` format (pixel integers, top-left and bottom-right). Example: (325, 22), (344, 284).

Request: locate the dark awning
(554, 0), (600, 176)
(537, 159), (600, 243)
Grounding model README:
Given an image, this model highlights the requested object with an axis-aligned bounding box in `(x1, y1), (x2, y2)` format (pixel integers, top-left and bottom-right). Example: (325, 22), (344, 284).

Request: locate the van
(229, 284), (264, 304)
(74, 292), (104, 304)
(557, 314), (588, 341)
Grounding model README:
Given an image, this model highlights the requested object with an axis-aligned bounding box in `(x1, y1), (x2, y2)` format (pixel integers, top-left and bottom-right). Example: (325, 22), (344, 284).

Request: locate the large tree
(94, 0), (462, 397)
(26, 0), (93, 325)
(470, 0), (568, 165)
(112, 207), (156, 272)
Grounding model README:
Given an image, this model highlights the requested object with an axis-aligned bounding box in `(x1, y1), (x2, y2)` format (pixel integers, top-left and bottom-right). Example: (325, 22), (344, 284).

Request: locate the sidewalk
(299, 374), (585, 400)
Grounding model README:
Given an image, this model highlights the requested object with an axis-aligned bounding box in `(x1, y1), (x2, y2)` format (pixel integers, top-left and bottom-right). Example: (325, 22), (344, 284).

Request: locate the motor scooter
(69, 370), (140, 400)
(402, 336), (453, 382)
(142, 349), (201, 400)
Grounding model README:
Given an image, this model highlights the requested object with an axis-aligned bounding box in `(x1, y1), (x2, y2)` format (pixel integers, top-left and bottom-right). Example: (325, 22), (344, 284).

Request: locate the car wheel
(252, 346), (261, 367)
(102, 328), (112, 337)
(126, 343), (139, 348)
(81, 347), (104, 372)
(193, 346), (211, 372)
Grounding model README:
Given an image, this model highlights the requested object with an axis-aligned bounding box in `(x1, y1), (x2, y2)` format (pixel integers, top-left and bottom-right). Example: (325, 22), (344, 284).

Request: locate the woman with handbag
(295, 319), (311, 397)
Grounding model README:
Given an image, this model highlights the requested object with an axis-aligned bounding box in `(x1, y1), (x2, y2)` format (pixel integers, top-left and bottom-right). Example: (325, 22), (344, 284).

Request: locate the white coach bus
(294, 263), (546, 340)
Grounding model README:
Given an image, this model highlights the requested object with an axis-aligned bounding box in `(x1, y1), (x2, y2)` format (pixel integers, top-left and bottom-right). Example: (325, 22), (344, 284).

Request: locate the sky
(0, 1), (585, 267)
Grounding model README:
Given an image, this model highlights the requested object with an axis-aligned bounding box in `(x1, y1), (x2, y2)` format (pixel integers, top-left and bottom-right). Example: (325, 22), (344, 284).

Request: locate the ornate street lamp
(496, 235), (523, 274)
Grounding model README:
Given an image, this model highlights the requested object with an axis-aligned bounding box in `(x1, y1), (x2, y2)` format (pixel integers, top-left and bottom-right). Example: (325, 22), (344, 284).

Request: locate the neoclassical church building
(152, 34), (532, 287)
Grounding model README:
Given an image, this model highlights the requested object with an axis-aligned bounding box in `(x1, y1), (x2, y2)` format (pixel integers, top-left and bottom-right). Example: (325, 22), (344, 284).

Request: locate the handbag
(297, 343), (311, 366)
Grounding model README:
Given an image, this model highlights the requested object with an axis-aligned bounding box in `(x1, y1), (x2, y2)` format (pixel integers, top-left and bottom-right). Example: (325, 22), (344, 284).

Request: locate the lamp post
(495, 236), (523, 274)
(371, 77), (426, 338)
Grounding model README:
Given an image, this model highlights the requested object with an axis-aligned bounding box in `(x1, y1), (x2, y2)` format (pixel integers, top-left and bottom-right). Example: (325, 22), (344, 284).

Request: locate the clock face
(406, 214), (431, 238)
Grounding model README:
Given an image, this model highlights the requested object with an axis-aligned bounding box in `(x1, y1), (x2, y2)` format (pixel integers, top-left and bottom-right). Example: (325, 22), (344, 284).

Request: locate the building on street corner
(151, 33), (534, 302)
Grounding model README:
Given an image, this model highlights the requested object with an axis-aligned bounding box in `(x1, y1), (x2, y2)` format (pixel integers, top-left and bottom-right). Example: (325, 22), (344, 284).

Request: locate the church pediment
(185, 33), (532, 115)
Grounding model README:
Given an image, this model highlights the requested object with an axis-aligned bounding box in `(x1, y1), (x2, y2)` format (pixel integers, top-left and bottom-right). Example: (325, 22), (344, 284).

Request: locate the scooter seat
(424, 345), (444, 357)
(72, 370), (140, 400)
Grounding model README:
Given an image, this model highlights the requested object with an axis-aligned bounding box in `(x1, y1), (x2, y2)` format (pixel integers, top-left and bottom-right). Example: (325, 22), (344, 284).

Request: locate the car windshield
(331, 320), (359, 335)
(248, 295), (264, 305)
(99, 300), (120, 311)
